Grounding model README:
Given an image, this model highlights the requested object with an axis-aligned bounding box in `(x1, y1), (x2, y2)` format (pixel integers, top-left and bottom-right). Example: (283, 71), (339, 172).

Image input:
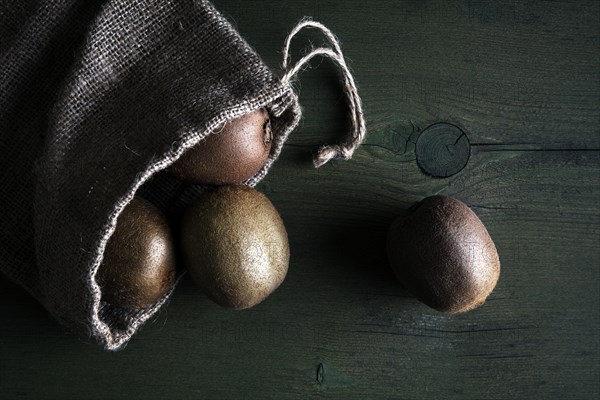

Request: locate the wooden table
(1, 1), (598, 398)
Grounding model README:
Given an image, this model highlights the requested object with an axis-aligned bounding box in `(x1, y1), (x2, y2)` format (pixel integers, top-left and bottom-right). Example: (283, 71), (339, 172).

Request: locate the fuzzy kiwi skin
(96, 197), (176, 309)
(387, 195), (500, 313)
(180, 186), (289, 309)
(170, 108), (272, 185)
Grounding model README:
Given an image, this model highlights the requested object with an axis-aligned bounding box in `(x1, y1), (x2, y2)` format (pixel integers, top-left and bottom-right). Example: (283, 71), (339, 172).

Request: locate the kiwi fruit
(96, 197), (176, 309)
(170, 108), (272, 185)
(387, 195), (500, 313)
(180, 185), (289, 309)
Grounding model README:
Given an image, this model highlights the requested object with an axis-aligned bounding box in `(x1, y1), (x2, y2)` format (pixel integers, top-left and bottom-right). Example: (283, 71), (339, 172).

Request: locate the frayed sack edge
(88, 86), (300, 351)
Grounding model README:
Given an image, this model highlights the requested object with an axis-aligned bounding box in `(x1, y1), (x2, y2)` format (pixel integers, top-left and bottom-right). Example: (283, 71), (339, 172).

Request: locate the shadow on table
(0, 273), (47, 315)
(0, 272), (79, 349)
(325, 207), (415, 300)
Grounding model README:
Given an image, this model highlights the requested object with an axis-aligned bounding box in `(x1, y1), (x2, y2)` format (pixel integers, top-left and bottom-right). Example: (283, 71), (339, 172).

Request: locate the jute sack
(0, 0), (364, 350)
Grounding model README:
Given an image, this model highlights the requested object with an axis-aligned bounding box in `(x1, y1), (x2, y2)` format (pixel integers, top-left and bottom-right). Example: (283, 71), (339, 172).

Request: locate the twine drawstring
(281, 19), (367, 168)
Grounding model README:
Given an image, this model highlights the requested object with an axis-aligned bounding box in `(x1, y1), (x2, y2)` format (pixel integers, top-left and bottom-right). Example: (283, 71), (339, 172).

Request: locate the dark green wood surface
(1, 1), (598, 398)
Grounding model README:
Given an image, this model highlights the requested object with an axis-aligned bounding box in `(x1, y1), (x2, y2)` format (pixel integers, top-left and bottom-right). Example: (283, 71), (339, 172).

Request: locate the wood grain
(1, 1), (598, 399)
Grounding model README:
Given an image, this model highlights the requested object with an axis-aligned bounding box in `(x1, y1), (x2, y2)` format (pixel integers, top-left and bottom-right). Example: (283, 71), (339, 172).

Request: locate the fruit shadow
(322, 207), (415, 302)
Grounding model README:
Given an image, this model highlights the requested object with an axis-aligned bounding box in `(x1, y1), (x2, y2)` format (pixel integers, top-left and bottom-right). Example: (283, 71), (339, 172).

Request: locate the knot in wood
(416, 123), (470, 178)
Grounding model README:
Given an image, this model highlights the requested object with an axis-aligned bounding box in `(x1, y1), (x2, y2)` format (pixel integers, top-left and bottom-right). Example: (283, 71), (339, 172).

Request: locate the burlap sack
(0, 0), (301, 350)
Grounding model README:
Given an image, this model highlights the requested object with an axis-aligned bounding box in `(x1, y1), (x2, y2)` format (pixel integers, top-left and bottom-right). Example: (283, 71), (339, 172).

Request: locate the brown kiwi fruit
(170, 108), (272, 185)
(96, 197), (176, 309)
(387, 195), (500, 313)
(180, 185), (289, 309)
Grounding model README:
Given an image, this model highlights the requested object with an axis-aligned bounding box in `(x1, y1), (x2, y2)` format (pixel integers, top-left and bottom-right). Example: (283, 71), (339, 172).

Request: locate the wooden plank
(1, 147), (597, 399)
(220, 0), (599, 149)
(1, 1), (598, 399)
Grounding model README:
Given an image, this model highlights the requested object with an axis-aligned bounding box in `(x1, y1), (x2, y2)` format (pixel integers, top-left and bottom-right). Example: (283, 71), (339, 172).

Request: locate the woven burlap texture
(0, 0), (300, 350)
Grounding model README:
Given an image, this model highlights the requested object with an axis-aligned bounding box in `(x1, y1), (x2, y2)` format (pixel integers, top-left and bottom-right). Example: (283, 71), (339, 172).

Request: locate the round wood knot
(416, 123), (470, 178)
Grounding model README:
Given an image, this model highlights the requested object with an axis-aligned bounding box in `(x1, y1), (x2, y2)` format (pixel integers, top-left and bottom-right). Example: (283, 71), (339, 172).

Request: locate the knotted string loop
(281, 19), (366, 168)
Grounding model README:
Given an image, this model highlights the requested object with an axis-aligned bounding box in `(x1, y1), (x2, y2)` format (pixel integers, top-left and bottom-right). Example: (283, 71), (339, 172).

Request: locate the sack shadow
(0, 273), (75, 345)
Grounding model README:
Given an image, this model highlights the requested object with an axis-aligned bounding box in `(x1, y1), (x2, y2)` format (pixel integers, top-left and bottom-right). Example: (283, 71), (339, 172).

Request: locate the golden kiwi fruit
(96, 197), (176, 309)
(170, 108), (272, 185)
(387, 195), (500, 313)
(180, 185), (289, 309)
